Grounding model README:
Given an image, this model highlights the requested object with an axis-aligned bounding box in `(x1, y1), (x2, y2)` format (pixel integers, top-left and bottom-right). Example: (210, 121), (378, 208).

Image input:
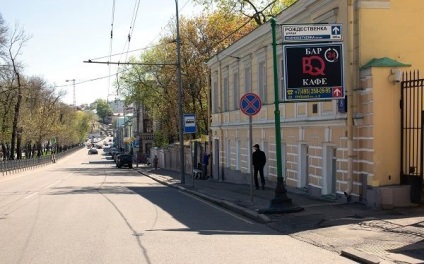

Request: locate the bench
(192, 169), (203, 179)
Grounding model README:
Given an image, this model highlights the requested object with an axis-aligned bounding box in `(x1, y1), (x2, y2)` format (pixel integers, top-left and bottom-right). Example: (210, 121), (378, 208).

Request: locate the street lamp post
(65, 79), (76, 106)
(259, 18), (303, 214)
(175, 0), (185, 184)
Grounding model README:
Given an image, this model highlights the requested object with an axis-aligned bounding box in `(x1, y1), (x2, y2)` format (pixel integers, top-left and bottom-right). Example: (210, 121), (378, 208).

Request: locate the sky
(0, 0), (202, 106)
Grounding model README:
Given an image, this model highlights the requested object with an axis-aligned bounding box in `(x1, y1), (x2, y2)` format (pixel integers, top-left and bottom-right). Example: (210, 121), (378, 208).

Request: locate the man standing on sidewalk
(202, 152), (210, 179)
(252, 144), (266, 190)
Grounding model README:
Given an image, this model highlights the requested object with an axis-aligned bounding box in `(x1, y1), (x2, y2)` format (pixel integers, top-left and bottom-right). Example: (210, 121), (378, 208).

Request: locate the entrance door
(213, 139), (220, 180)
(297, 143), (309, 189)
(322, 145), (336, 196)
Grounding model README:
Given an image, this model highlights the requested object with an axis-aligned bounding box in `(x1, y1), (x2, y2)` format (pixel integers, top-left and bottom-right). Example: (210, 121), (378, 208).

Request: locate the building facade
(207, 0), (424, 208)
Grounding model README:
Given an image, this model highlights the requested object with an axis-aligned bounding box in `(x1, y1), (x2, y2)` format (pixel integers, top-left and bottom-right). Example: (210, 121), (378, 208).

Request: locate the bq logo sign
(283, 43), (344, 101)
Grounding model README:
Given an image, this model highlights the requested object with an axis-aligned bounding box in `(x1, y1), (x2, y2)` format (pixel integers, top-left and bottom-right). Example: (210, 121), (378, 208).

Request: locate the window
(223, 75), (229, 112)
(143, 118), (153, 133)
(258, 61), (267, 104)
(212, 75), (218, 114)
(233, 71), (239, 110)
(244, 63), (251, 94)
(279, 55), (284, 101)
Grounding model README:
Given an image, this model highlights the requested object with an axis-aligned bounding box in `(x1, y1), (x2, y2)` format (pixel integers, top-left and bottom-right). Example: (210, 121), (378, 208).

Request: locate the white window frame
(232, 70), (240, 110)
(212, 73), (219, 114)
(223, 74), (229, 112)
(258, 60), (267, 104)
(243, 59), (251, 94)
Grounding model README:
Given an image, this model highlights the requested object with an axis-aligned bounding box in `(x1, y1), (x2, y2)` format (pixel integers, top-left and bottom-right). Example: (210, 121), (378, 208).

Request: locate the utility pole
(259, 18), (302, 214)
(136, 101), (141, 167)
(65, 79), (76, 106)
(175, 0), (185, 184)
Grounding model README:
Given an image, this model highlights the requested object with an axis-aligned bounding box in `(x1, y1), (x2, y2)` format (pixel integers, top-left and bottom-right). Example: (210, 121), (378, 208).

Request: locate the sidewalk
(137, 166), (424, 264)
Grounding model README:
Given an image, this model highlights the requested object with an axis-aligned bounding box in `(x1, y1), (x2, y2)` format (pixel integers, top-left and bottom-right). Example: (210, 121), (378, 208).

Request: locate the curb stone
(138, 170), (270, 224)
(341, 248), (381, 264)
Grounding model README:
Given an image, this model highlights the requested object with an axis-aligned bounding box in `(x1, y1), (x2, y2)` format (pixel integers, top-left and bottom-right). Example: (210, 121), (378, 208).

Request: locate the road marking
(44, 180), (61, 189)
(180, 191), (255, 224)
(25, 192), (39, 199)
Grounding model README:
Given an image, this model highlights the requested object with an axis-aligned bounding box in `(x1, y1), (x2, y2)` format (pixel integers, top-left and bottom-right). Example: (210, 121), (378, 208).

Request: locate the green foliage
(95, 99), (113, 123)
(153, 130), (168, 148)
(192, 0), (298, 25)
(117, 11), (256, 143)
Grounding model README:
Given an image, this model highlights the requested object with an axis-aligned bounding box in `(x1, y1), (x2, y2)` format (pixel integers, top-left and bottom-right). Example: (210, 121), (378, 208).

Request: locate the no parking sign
(240, 93), (262, 116)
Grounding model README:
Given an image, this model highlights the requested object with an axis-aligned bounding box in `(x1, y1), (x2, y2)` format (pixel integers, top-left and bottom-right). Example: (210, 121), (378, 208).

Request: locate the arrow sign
(332, 26), (341, 35)
(332, 87), (343, 97)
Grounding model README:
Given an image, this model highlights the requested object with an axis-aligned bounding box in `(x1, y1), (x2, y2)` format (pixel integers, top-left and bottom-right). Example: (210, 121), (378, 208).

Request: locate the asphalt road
(0, 147), (355, 264)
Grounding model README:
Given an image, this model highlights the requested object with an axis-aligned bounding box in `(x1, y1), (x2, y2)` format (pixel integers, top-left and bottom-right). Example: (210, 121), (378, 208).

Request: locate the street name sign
(283, 43), (345, 101)
(282, 24), (342, 42)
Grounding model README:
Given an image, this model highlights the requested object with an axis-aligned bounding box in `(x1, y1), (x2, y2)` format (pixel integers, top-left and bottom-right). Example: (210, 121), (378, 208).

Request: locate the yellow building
(206, 0), (424, 208)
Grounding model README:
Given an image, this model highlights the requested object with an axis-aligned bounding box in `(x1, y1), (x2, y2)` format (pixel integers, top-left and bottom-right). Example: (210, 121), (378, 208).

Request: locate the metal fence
(0, 146), (83, 176)
(401, 70), (424, 203)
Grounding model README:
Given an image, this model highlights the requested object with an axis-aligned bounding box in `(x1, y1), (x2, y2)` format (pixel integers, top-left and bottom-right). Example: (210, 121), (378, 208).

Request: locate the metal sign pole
(249, 115), (253, 202)
(239, 92), (261, 203)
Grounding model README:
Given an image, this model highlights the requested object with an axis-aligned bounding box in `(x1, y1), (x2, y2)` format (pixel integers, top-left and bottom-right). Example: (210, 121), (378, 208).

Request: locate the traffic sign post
(240, 93), (262, 202)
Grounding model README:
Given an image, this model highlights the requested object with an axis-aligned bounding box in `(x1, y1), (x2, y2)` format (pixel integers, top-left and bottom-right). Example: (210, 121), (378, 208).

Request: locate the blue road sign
(338, 96), (347, 113)
(184, 114), (196, 134)
(240, 93), (262, 116)
(132, 139), (139, 148)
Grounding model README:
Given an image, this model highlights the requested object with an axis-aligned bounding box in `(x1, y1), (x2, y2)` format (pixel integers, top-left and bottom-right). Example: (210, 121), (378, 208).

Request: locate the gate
(400, 70), (424, 203)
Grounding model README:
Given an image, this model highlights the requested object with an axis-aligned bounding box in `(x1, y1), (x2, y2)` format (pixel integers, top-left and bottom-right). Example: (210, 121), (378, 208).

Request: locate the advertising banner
(283, 43), (345, 102)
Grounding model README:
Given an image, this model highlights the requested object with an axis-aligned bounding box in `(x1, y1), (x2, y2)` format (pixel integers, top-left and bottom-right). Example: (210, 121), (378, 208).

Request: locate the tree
(0, 21), (31, 159)
(118, 11), (256, 146)
(20, 76), (64, 157)
(95, 99), (113, 123)
(0, 14), (7, 57)
(0, 14), (94, 158)
(193, 0), (297, 25)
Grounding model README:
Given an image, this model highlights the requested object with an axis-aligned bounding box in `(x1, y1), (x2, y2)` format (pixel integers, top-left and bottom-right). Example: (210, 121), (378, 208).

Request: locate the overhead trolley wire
(114, 0), (141, 98)
(107, 0), (116, 102)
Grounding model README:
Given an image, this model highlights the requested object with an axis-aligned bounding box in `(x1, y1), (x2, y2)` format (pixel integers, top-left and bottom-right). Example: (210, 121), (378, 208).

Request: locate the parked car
(116, 154), (133, 168)
(114, 153), (123, 164)
(106, 148), (117, 156)
(88, 148), (98, 155)
(112, 151), (121, 161)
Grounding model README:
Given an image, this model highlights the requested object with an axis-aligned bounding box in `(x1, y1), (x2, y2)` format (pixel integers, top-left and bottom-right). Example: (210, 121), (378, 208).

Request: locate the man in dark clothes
(252, 144), (266, 190)
(202, 152), (210, 179)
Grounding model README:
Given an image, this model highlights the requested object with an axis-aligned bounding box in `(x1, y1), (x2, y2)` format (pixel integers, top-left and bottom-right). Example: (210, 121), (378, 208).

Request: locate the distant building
(108, 99), (125, 113)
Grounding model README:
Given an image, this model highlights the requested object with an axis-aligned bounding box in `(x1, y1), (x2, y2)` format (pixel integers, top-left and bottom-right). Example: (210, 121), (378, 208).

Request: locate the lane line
(24, 192), (39, 199)
(43, 180), (61, 190)
(179, 191), (255, 224)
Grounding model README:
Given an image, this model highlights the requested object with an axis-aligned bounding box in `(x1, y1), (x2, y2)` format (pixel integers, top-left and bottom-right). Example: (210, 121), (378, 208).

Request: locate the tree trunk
(16, 128), (22, 159)
(9, 66), (23, 160)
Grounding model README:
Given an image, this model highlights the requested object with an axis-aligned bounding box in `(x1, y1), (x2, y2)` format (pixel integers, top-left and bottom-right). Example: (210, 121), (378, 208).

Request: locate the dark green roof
(360, 57), (411, 70)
